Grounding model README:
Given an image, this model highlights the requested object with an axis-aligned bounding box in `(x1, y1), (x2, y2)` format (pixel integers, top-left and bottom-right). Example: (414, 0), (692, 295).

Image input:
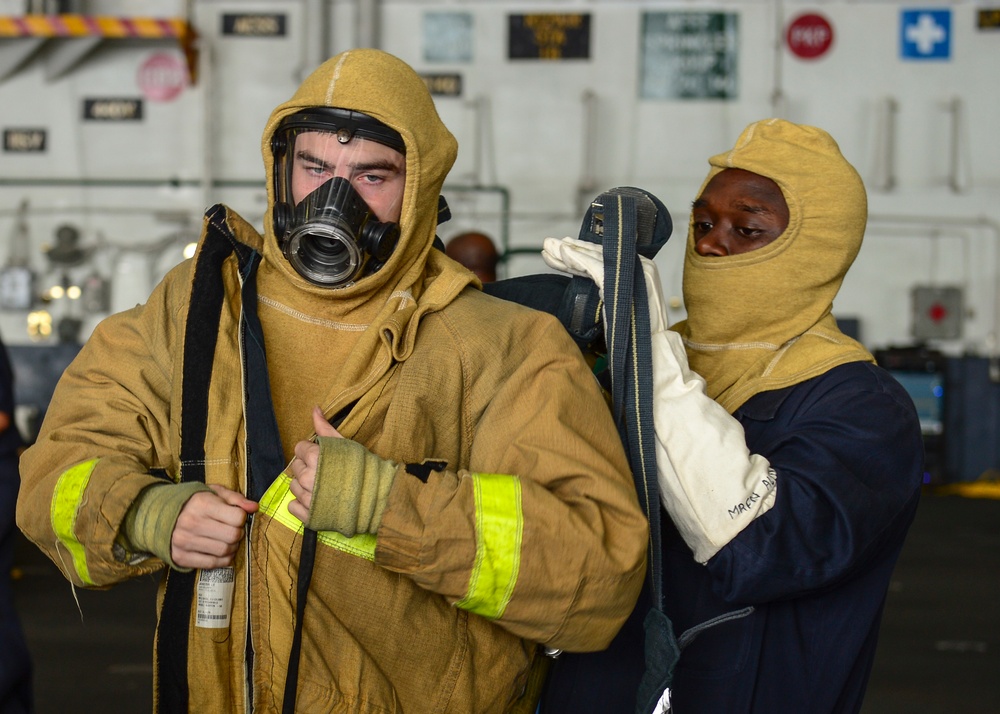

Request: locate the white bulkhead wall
(0, 0), (997, 358)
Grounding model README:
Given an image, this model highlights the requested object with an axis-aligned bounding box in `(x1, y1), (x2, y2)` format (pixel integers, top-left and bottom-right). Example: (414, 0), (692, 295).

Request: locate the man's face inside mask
(290, 131), (406, 223)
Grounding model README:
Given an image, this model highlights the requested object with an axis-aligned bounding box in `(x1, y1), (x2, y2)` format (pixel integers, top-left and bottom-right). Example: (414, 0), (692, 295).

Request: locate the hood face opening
(270, 109), (407, 289)
(259, 50), (459, 304)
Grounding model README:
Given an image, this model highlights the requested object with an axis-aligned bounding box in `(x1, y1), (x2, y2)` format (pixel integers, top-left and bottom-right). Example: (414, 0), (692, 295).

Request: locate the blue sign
(901, 9), (951, 60)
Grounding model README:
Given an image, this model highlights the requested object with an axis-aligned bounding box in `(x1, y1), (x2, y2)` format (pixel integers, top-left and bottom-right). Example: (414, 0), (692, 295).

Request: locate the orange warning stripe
(0, 15), (191, 38)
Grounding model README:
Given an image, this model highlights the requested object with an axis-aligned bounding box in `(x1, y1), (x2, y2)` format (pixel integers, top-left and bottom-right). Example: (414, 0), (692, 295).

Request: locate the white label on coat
(195, 567), (235, 629)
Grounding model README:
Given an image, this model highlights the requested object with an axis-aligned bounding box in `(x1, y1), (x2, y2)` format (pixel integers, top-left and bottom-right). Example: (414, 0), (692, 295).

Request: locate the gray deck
(11, 490), (1000, 713)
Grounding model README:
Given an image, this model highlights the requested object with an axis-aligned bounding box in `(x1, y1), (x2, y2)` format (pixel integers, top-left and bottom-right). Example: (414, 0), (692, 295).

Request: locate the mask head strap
(272, 107), (405, 159)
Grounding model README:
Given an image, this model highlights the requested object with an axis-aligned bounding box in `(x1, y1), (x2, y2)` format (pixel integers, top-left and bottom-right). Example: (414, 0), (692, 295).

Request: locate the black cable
(282, 527), (318, 714)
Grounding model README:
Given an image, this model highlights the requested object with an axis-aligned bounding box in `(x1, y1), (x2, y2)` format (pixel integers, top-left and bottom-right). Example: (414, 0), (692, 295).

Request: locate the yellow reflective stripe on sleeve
(456, 473), (523, 620)
(259, 472), (376, 561)
(50, 458), (99, 586)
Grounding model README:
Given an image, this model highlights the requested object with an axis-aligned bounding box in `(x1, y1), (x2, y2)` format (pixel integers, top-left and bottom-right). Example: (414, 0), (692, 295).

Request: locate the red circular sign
(786, 13), (834, 60)
(137, 52), (188, 102)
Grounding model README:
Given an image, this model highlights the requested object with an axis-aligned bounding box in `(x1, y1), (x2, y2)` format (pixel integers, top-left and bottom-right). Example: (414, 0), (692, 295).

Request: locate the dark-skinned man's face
(691, 168), (790, 256)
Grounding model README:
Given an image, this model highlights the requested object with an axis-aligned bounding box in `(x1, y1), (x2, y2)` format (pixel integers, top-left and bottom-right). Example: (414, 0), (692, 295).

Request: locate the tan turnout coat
(17, 49), (647, 713)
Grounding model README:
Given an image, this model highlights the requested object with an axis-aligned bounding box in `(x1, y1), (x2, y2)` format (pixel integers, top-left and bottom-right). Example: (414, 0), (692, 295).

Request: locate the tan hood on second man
(672, 118), (875, 413)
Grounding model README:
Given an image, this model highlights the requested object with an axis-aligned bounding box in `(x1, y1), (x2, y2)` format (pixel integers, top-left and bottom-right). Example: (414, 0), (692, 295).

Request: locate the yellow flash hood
(673, 118), (875, 413)
(259, 49), (460, 315)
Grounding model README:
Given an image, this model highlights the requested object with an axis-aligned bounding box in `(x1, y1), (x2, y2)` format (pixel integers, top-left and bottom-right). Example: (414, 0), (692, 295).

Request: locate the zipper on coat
(237, 248), (286, 711)
(243, 511), (255, 712)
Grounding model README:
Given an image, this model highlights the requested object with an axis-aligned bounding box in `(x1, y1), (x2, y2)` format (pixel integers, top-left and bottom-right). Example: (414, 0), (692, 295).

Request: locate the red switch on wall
(928, 303), (948, 323)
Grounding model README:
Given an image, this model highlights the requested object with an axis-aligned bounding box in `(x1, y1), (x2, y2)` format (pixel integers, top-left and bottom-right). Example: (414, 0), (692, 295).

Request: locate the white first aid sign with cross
(900, 9), (951, 60)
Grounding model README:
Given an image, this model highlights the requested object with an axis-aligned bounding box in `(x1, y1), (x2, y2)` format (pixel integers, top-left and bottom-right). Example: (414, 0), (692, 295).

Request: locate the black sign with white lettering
(3, 128), (46, 152)
(421, 73), (463, 97)
(222, 13), (287, 37)
(83, 98), (144, 121)
(508, 14), (591, 60)
(979, 9), (1000, 29)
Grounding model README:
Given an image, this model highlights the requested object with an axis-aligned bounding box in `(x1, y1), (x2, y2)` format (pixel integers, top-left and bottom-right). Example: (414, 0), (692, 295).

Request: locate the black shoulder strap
(157, 205), (275, 713)
(157, 205), (234, 713)
(282, 401), (356, 714)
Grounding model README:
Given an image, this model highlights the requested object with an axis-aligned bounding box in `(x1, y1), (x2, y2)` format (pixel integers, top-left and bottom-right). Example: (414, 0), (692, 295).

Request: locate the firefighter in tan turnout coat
(16, 49), (647, 712)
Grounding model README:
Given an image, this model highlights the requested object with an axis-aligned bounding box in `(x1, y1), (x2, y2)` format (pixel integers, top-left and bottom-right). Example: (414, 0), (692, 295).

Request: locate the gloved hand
(288, 407), (398, 537)
(649, 329), (777, 563)
(541, 236), (670, 334)
(122, 481), (256, 571)
(542, 235), (777, 563)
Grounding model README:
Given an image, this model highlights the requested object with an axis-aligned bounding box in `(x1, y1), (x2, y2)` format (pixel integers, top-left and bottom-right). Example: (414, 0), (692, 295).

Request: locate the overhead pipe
(946, 96), (970, 194)
(0, 177), (260, 188)
(872, 97), (898, 192)
(576, 89), (598, 214)
(441, 184), (511, 260)
(770, 0), (787, 117)
(301, 0), (332, 76)
(461, 95), (486, 185)
(356, 0), (380, 48)
(199, 30), (216, 211)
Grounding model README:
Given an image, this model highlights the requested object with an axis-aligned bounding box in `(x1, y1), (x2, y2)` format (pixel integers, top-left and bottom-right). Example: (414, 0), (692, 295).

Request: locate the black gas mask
(271, 107), (406, 288)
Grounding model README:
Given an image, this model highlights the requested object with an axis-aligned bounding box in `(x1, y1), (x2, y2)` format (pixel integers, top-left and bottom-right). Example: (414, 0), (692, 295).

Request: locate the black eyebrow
(691, 197), (774, 215)
(350, 159), (402, 173)
(294, 150), (401, 175)
(296, 148), (332, 172)
(733, 201), (774, 215)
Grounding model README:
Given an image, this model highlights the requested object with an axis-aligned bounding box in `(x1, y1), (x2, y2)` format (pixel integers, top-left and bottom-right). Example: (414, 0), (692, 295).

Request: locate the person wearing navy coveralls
(543, 118), (924, 714)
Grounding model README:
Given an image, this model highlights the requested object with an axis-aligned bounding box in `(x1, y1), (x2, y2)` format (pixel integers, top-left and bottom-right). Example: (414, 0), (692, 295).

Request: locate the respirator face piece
(281, 175), (401, 287)
(271, 108), (406, 288)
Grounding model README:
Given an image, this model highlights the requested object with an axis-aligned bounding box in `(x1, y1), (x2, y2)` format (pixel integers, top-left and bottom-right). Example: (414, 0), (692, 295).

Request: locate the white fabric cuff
(651, 329), (777, 564)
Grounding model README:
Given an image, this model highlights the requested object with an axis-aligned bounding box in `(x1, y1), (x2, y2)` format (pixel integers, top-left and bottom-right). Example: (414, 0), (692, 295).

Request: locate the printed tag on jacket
(196, 566), (235, 629)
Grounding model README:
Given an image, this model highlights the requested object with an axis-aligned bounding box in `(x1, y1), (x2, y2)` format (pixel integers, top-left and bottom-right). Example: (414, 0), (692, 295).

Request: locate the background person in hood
(543, 118), (924, 713)
(16, 50), (648, 713)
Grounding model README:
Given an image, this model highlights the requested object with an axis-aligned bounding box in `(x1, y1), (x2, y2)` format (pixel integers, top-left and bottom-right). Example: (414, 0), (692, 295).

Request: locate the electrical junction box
(912, 285), (963, 341)
(0, 266), (35, 310)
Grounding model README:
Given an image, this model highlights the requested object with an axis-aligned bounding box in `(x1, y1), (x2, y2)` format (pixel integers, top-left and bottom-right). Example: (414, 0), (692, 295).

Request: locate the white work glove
(542, 236), (777, 563)
(542, 237), (669, 333)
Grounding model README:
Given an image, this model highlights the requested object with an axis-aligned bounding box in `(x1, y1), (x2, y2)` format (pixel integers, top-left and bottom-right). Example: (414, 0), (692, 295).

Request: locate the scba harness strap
(511, 190), (756, 714)
(158, 204), (286, 713)
(595, 191), (678, 714)
(488, 187), (680, 713)
(157, 205), (261, 713)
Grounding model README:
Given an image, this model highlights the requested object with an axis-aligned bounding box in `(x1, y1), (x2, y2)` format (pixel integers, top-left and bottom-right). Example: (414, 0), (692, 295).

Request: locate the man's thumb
(312, 406), (342, 439)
